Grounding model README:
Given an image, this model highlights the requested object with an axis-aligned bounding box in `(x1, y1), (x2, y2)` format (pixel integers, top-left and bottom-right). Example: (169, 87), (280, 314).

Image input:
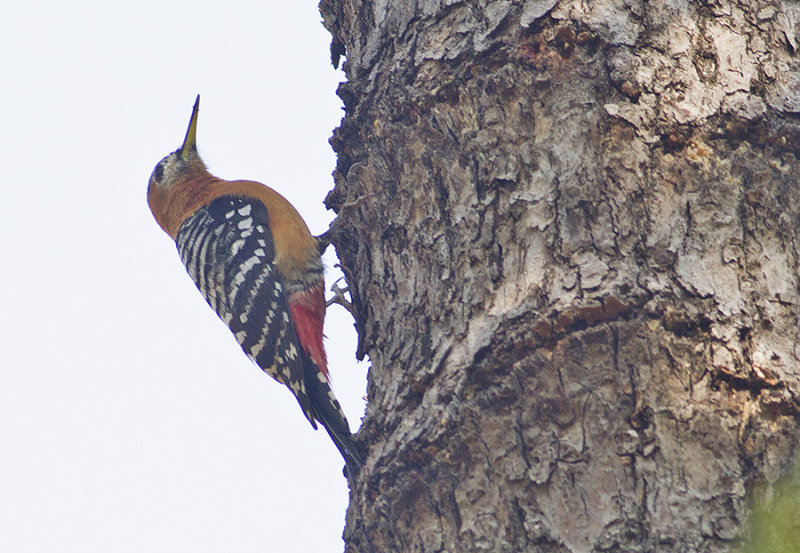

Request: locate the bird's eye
(153, 163), (164, 182)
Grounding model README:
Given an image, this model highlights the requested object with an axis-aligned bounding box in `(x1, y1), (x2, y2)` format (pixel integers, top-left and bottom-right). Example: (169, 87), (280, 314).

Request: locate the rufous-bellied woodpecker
(147, 96), (362, 476)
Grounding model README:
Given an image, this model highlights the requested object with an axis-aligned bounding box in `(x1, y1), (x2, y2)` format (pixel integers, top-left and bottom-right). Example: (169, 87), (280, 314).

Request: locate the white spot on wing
(239, 263), (272, 323)
(229, 254), (261, 303)
(249, 332), (267, 358)
(230, 239), (245, 257)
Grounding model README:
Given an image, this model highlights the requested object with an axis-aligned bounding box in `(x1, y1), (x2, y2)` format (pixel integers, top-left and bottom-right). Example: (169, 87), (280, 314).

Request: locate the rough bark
(319, 1), (800, 551)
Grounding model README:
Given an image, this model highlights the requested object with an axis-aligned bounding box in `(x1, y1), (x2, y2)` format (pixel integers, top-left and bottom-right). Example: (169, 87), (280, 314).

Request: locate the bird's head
(148, 95), (210, 237)
(148, 95), (206, 192)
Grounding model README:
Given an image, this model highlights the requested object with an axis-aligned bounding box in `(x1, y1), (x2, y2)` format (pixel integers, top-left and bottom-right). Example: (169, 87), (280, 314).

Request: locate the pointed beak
(180, 95), (200, 160)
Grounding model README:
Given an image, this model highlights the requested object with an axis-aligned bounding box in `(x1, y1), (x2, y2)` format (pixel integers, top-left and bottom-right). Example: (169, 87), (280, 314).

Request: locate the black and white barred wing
(174, 195), (314, 422)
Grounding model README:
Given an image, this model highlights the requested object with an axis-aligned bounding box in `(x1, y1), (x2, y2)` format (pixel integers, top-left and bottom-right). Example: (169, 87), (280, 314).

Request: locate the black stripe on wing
(175, 195), (315, 425)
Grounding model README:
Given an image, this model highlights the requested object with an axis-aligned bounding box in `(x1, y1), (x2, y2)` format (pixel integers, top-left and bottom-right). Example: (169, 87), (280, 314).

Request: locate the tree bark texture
(320, 1), (800, 551)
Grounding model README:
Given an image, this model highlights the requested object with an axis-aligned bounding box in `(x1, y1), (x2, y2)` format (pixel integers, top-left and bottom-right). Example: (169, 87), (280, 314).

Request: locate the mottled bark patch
(320, 0), (800, 551)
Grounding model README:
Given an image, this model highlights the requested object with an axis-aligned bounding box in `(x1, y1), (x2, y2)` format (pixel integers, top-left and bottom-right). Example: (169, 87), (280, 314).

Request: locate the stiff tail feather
(304, 359), (364, 478)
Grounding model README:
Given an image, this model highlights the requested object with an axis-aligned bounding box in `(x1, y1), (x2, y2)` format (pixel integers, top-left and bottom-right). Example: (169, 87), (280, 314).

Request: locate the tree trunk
(319, 1), (800, 551)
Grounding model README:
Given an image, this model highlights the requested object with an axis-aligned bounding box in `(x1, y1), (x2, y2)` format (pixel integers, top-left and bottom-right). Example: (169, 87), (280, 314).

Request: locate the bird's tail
(304, 365), (364, 479)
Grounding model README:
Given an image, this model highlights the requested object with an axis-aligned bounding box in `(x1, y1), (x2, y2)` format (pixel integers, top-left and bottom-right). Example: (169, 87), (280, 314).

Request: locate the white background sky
(1, 2), (368, 552)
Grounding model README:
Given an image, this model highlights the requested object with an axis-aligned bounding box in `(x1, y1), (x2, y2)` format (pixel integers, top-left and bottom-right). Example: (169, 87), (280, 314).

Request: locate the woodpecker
(147, 96), (363, 475)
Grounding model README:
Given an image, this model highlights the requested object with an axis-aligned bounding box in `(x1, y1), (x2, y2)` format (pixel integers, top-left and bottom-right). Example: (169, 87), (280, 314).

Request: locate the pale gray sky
(1, 2), (367, 552)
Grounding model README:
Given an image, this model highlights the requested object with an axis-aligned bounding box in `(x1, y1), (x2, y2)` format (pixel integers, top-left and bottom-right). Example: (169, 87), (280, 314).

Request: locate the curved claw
(326, 277), (355, 317)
